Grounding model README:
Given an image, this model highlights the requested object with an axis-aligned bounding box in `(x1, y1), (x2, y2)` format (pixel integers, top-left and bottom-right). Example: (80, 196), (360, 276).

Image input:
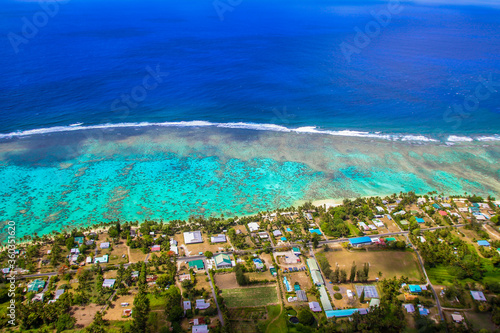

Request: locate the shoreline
(1, 120), (500, 145)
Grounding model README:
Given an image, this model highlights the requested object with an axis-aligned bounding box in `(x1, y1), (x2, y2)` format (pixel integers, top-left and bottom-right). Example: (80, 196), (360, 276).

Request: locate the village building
(211, 234), (226, 243)
(184, 231), (203, 244)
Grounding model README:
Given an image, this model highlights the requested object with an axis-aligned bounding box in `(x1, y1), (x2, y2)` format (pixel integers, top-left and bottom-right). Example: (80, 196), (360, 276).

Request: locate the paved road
(405, 234), (445, 323)
(205, 259), (224, 326)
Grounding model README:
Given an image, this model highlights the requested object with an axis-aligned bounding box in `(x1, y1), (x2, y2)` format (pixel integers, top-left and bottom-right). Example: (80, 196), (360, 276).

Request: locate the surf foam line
(0, 120), (496, 143)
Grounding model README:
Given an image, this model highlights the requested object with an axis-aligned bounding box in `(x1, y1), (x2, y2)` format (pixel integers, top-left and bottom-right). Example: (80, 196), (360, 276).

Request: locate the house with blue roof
(253, 258), (264, 270)
(349, 236), (372, 247)
(309, 228), (322, 235)
(477, 240), (490, 247)
(418, 306), (429, 316)
(283, 276), (292, 292)
(325, 308), (368, 318)
(408, 285), (422, 293)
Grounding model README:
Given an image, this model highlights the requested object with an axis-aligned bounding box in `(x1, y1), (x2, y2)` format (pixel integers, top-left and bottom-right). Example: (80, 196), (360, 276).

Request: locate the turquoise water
(0, 127), (498, 241)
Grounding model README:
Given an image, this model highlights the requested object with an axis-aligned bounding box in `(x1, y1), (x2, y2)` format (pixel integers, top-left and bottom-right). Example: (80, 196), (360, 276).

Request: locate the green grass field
(322, 248), (423, 282)
(222, 286), (278, 308)
(427, 260), (500, 286)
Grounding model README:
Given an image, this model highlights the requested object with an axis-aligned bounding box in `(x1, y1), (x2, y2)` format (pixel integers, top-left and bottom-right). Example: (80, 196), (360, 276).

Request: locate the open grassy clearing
(320, 247), (423, 281)
(222, 286), (278, 308)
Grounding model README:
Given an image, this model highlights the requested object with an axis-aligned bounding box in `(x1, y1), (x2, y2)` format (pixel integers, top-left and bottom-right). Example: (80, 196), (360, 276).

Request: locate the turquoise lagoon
(0, 126), (499, 240)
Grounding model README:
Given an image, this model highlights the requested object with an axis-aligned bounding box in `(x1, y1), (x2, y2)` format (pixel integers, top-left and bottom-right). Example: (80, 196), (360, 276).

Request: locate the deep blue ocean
(1, 0), (500, 138)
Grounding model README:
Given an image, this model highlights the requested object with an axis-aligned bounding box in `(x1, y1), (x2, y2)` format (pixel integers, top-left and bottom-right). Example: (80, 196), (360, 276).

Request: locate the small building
(214, 254), (232, 269)
(188, 260), (205, 270)
(318, 285), (333, 311)
(309, 228), (322, 235)
(358, 222), (369, 231)
(85, 240), (94, 246)
(192, 325), (208, 333)
(183, 300), (192, 310)
(311, 270), (324, 286)
(438, 210), (448, 216)
(32, 293), (44, 302)
(477, 240), (490, 247)
(253, 258), (264, 270)
(325, 308), (367, 319)
(100, 242), (110, 249)
(27, 279), (45, 293)
(306, 258), (320, 271)
(270, 266), (277, 277)
(296, 290), (307, 301)
(86, 256), (92, 264)
(257, 232), (269, 239)
(247, 222), (260, 232)
(284, 252), (300, 264)
(347, 289), (354, 298)
(54, 289), (65, 300)
(74, 236), (84, 244)
(372, 219), (384, 228)
(151, 245), (161, 252)
(305, 213), (313, 220)
(179, 274), (191, 282)
(184, 231), (203, 244)
(283, 276), (292, 292)
(2, 268), (10, 275)
(309, 301), (322, 312)
(470, 290), (487, 301)
(415, 217), (425, 223)
(130, 229), (137, 237)
(211, 234), (226, 243)
(195, 299), (210, 310)
(292, 247), (301, 255)
(451, 313), (464, 323)
(409, 285), (422, 293)
(103, 279), (116, 288)
(369, 298), (380, 307)
(123, 309), (132, 317)
(70, 248), (80, 254)
(349, 236), (372, 247)
(404, 303), (415, 313)
(419, 306), (429, 316)
(94, 254), (109, 264)
(272, 230), (282, 237)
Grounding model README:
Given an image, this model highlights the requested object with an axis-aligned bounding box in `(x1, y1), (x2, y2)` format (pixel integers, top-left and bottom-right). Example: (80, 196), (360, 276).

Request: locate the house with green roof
(292, 247), (301, 255)
(27, 279), (45, 293)
(94, 254), (109, 264)
(188, 259), (205, 270)
(214, 254), (232, 269)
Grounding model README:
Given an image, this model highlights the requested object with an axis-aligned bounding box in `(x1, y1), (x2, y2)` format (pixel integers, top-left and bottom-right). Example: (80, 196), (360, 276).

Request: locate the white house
(184, 231), (203, 244)
(309, 301), (322, 312)
(211, 234), (226, 243)
(247, 222), (260, 232)
(195, 299), (210, 310)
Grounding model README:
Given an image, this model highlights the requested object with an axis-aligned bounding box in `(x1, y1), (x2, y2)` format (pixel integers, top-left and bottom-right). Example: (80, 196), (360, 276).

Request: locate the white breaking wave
(447, 135), (474, 142)
(0, 121), (494, 144)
